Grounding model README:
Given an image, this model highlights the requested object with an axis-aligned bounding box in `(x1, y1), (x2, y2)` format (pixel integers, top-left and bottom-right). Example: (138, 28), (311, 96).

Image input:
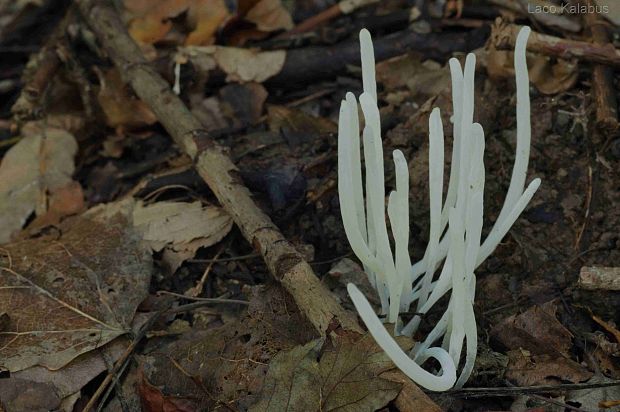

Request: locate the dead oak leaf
(491, 300), (574, 357)
(97, 68), (158, 130)
(85, 198), (232, 273)
(125, 0), (190, 44)
(138, 284), (317, 410)
(0, 214), (151, 372)
(125, 0), (232, 46)
(0, 127), (77, 244)
(506, 350), (593, 386)
(177, 45), (286, 83)
(185, 0), (231, 46)
(245, 0), (293, 32)
(132, 199), (233, 272)
(214, 46), (286, 83)
(249, 333), (402, 412)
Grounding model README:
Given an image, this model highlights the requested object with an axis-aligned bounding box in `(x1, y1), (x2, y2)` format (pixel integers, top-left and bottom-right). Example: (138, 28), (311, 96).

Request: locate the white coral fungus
(338, 26), (540, 391)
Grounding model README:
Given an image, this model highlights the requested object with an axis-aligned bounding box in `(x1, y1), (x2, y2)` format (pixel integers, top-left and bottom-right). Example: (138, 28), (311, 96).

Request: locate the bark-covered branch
(491, 19), (620, 68)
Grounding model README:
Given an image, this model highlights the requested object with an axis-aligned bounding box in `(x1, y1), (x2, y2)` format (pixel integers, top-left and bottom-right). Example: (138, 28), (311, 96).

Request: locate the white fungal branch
(338, 26), (540, 391)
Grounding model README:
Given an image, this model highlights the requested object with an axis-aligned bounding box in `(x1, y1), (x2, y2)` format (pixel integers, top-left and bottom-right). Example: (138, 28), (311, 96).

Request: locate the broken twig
(585, 1), (619, 133)
(491, 19), (620, 68)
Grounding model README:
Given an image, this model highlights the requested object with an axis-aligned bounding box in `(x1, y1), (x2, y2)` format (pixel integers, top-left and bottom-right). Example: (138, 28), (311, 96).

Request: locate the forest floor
(0, 1), (619, 411)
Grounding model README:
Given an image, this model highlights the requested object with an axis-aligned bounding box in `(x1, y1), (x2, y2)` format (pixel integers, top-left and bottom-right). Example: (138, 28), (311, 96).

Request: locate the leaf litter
(0, 211), (151, 372)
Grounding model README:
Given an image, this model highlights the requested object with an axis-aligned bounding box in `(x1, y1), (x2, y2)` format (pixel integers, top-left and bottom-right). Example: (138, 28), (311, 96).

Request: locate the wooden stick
(269, 25), (490, 85)
(10, 7), (73, 121)
(578, 266), (620, 291)
(490, 19), (620, 68)
(75, 0), (361, 336)
(585, 1), (619, 133)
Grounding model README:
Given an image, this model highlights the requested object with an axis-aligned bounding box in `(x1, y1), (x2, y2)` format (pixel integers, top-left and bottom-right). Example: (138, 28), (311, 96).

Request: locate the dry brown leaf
(11, 337), (128, 402)
(97, 68), (158, 129)
(191, 96), (229, 130)
(0, 214), (151, 372)
(178, 45), (286, 83)
(0, 127), (77, 243)
(491, 301), (574, 357)
(125, 0), (190, 44)
(268, 105), (337, 135)
(506, 350), (593, 386)
(185, 0), (231, 45)
(28, 181), (85, 231)
(0, 378), (61, 411)
(132, 200), (232, 263)
(125, 0), (233, 46)
(214, 46), (286, 82)
(219, 82), (268, 127)
(380, 370), (442, 412)
(376, 54), (451, 99)
(249, 332), (402, 412)
(245, 0), (293, 32)
(139, 284), (317, 410)
(91, 198), (232, 273)
(486, 47), (577, 95)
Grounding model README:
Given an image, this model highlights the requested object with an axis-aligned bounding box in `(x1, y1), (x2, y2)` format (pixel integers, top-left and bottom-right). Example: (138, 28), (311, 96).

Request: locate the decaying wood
(491, 19), (620, 68)
(269, 24), (490, 85)
(75, 0), (360, 336)
(585, 2), (619, 134)
(579, 266), (620, 291)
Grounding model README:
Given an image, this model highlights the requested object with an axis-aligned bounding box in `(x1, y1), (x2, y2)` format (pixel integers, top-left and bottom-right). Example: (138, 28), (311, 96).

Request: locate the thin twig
(156, 290), (249, 305)
(447, 380), (620, 398)
(188, 252), (260, 264)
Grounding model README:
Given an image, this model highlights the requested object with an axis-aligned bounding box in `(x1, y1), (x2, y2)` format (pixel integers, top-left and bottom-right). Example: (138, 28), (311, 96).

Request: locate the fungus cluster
(338, 26), (540, 391)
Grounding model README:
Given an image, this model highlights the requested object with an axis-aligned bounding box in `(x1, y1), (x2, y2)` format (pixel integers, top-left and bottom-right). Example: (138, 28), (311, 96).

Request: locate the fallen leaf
(380, 370), (442, 412)
(191, 96), (229, 130)
(267, 105), (336, 146)
(132, 199), (233, 272)
(0, 213), (151, 372)
(178, 45), (286, 83)
(0, 378), (61, 412)
(0, 127), (77, 243)
(491, 301), (574, 357)
(376, 54), (451, 100)
(125, 0), (190, 44)
(245, 0), (293, 32)
(219, 82), (268, 127)
(125, 0), (234, 46)
(139, 284), (317, 410)
(138, 367), (198, 412)
(327, 258), (381, 307)
(86, 197), (232, 273)
(214, 46), (286, 83)
(485, 47), (577, 95)
(249, 332), (402, 412)
(28, 181), (85, 231)
(505, 350), (593, 386)
(97, 68), (158, 129)
(12, 337), (128, 401)
(185, 0), (231, 45)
